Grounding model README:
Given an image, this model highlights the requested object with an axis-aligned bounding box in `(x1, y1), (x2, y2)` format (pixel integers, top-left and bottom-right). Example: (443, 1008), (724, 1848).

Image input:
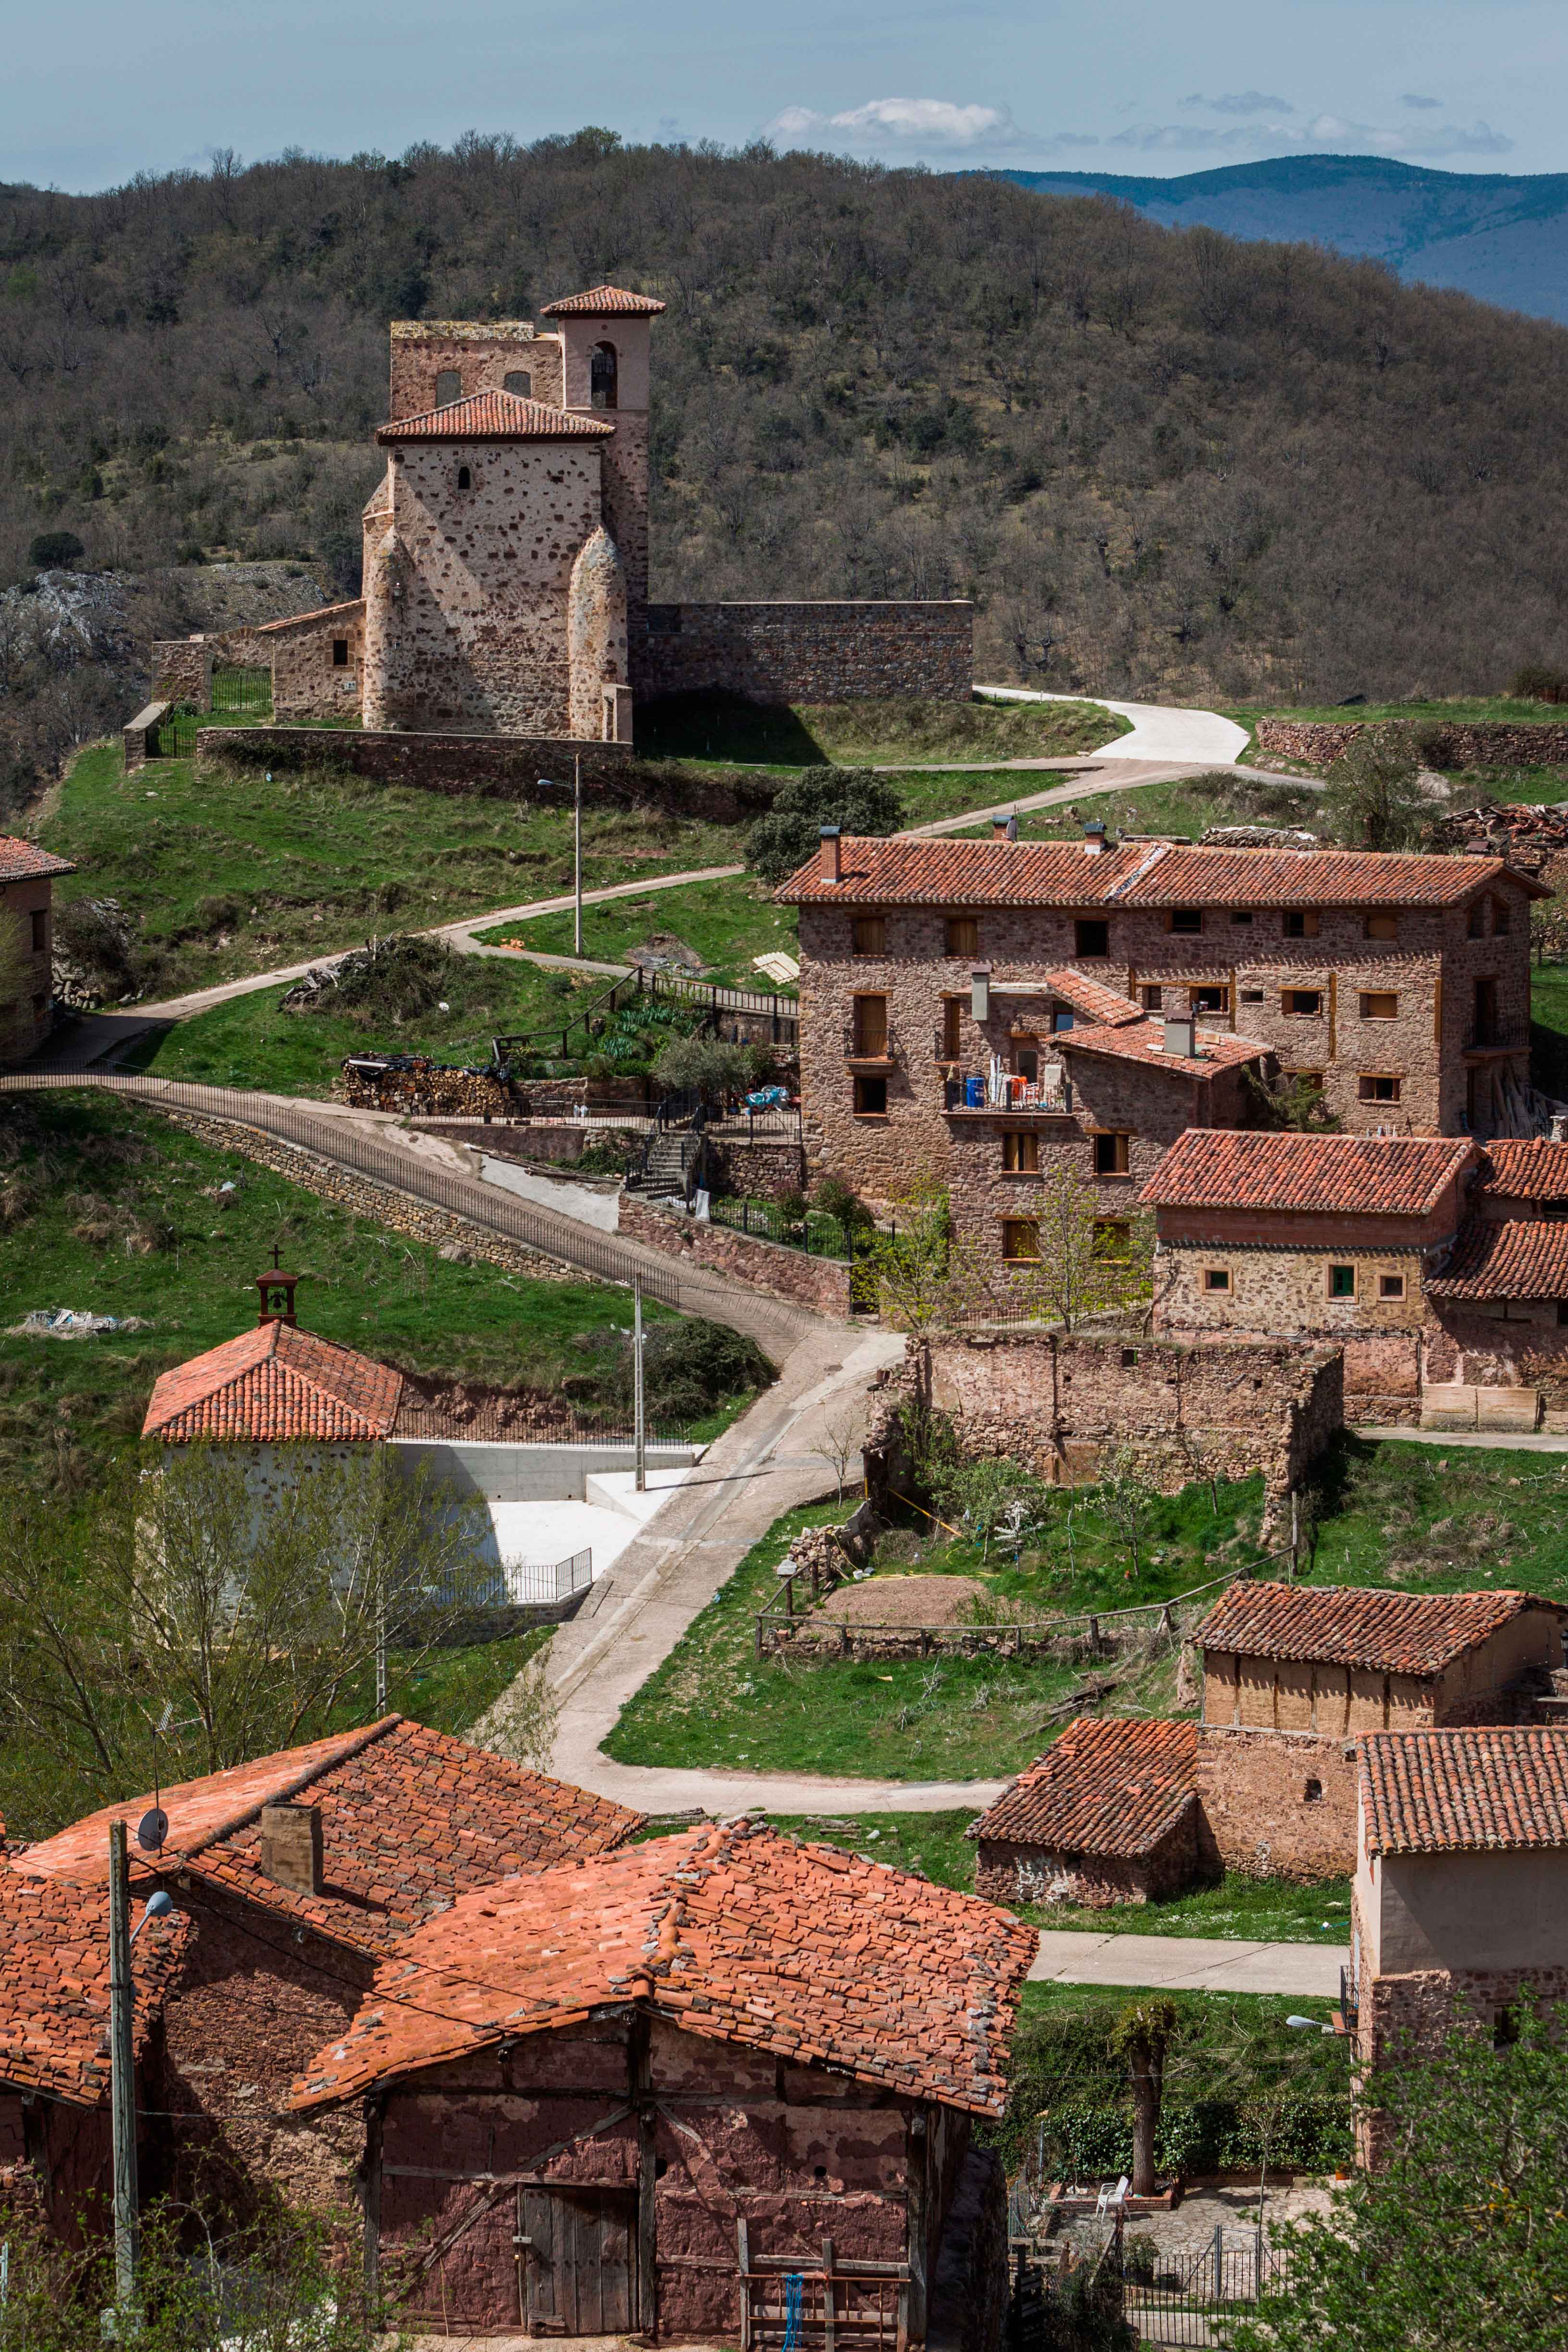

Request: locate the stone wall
(122, 699), (169, 772)
(196, 724), (634, 796)
(264, 602), (366, 721)
(412, 1119), (645, 1168)
(973, 1811), (1200, 1908)
(1194, 1725), (1360, 1879)
(387, 320), (563, 421)
(2, 872), (58, 1064)
(617, 1191), (851, 1316)
(635, 601), (973, 703)
(1256, 717), (1568, 771)
(706, 1134), (808, 1200)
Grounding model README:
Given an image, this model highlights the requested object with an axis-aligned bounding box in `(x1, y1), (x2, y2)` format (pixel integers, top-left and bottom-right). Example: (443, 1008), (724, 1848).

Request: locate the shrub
(28, 529), (84, 570)
(810, 1174), (871, 1228)
(652, 1033), (753, 1100)
(1322, 722), (1435, 852)
(1511, 663), (1568, 704)
(326, 934), (461, 1029)
(744, 765), (906, 884)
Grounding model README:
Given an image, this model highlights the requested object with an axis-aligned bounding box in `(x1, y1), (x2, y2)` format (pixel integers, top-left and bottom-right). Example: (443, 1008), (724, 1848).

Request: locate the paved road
(1029, 1930), (1348, 1997)
(1358, 1424), (1568, 1452)
(978, 685), (1252, 766)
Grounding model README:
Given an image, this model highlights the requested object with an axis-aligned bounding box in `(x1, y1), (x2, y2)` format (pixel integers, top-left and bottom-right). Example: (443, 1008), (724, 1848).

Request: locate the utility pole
(633, 1276), (646, 1493)
(574, 752), (583, 958)
(108, 1820), (139, 2328)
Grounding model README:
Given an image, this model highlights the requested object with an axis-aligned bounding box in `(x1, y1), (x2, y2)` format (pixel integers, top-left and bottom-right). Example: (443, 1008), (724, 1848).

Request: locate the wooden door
(854, 994), (888, 1056)
(520, 2187), (636, 2336)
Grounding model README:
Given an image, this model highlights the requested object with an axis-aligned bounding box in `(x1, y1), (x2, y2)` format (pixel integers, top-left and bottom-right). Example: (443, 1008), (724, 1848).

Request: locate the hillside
(992, 156), (1568, 327)
(5, 133), (1568, 784)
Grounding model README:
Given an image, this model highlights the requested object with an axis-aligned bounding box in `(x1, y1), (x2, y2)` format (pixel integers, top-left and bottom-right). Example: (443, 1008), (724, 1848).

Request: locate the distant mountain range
(988, 156), (1568, 326)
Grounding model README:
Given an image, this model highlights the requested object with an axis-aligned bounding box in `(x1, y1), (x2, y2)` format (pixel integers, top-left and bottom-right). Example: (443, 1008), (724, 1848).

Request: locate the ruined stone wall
(150, 637), (213, 704)
(973, 1811), (1199, 1908)
(265, 603), (366, 721)
(365, 440), (604, 734)
(1425, 1300), (1568, 1407)
(387, 321), (563, 420)
(2, 872), (58, 1063)
(196, 724), (633, 796)
(1193, 1726), (1360, 1879)
(1256, 717), (1568, 770)
(636, 601), (974, 703)
(617, 1191), (852, 1316)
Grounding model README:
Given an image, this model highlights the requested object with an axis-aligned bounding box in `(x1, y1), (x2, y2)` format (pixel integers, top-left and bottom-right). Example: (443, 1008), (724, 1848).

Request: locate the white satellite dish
(135, 1807), (169, 1854)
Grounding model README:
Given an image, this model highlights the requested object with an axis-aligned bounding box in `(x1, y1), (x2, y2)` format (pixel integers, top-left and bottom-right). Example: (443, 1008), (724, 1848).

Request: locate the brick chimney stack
(1084, 821), (1107, 858)
(259, 1802), (324, 1895)
(819, 826), (842, 882)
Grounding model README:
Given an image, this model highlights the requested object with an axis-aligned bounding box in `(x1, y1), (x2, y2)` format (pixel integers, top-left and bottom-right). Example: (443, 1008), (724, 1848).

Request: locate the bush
(1035, 2094), (1352, 2180)
(810, 1175), (871, 1228)
(744, 765), (906, 884)
(1511, 663), (1568, 704)
(324, 934), (461, 1029)
(1322, 723), (1434, 852)
(652, 1033), (755, 1099)
(28, 529), (84, 570)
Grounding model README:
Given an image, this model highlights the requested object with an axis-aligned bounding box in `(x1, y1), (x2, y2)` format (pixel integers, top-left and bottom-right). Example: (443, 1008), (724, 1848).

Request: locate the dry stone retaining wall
(196, 724), (633, 796)
(635, 600), (973, 703)
(617, 1190), (851, 1316)
(1256, 717), (1568, 770)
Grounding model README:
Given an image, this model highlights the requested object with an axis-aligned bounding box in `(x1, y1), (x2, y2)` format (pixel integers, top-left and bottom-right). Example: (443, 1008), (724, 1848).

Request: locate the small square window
(1379, 1273), (1406, 1300)
(1096, 1220), (1132, 1260)
(502, 369), (532, 397)
(1359, 1074), (1401, 1102)
(1240, 987), (1264, 1004)
(1364, 912), (1398, 941)
(945, 916), (980, 958)
(1328, 1264), (1356, 1299)
(1140, 984), (1163, 1011)
(1075, 919), (1110, 957)
(1304, 1777), (1323, 1803)
(1360, 992), (1398, 1020)
(1493, 897), (1510, 935)
(435, 368), (462, 404)
(852, 916), (886, 956)
(1093, 1132), (1131, 1177)
(1190, 984), (1228, 1015)
(853, 1075), (887, 1115)
(1295, 1069), (1325, 1090)
(1169, 907), (1203, 934)
(331, 637), (349, 667)
(1203, 1267), (1231, 1292)
(1285, 910), (1321, 938)
(1002, 1131), (1040, 1174)
(1002, 1218), (1041, 1262)
(1284, 990), (1323, 1018)
(1051, 1006), (1076, 1032)
(1230, 909), (1254, 926)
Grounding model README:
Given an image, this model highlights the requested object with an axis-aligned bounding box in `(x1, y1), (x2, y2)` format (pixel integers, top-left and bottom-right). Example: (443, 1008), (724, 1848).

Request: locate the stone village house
(0, 835), (73, 1063)
(152, 292), (972, 743)
(288, 1819), (1036, 2349)
(968, 1584), (1567, 1902)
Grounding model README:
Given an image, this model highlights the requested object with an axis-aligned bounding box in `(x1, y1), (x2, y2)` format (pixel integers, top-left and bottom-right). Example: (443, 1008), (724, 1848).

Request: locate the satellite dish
(135, 1807), (169, 1854)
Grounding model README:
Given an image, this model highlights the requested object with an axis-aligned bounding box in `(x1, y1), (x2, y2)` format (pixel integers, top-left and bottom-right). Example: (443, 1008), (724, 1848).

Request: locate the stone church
(154, 286), (971, 741)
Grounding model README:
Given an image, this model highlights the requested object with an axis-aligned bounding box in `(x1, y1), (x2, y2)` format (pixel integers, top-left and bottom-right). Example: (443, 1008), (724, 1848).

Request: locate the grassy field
(38, 743), (748, 996)
(1533, 962), (1568, 1098)
(479, 872), (795, 989)
(636, 694), (1126, 767)
(948, 771), (1325, 847)
(334, 1626), (549, 1739)
(0, 1090), (716, 1493)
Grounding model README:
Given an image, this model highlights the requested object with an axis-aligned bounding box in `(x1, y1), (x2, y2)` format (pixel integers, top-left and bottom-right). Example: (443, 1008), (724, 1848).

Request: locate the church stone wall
(635, 600), (974, 704)
(387, 321), (563, 421)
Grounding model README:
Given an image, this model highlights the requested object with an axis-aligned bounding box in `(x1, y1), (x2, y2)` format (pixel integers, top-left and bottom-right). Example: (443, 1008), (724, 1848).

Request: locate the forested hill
(4, 130), (1568, 754)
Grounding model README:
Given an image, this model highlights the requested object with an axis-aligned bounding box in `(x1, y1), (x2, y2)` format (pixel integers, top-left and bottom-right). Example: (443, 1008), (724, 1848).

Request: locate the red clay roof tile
(1362, 1728), (1568, 1854)
(777, 836), (1546, 909)
(1478, 1140), (1568, 1201)
(1194, 1581), (1563, 1675)
(0, 836), (74, 882)
(16, 1718), (641, 1956)
(0, 1873), (187, 2104)
(1057, 1018), (1267, 1079)
(290, 1821), (1035, 2115)
(1039, 968), (1143, 1026)
(1426, 1215), (1568, 1299)
(141, 1320), (404, 1444)
(539, 285), (667, 316)
(1139, 1129), (1475, 1216)
(969, 1718), (1198, 1859)
(376, 391), (615, 443)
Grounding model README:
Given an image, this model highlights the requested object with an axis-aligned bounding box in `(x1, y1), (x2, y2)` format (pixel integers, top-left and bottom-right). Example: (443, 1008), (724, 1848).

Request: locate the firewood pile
(1427, 798), (1568, 877)
(338, 1052), (520, 1115)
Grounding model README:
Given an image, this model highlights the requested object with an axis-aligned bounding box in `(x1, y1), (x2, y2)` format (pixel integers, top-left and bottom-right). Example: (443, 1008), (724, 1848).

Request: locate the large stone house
(0, 834), (73, 1062)
(153, 292), (971, 741)
(778, 830), (1546, 1250)
(289, 1819), (1035, 2349)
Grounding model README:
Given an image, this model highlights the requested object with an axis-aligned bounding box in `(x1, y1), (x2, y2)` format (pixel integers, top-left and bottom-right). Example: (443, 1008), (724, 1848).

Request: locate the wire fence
(459, 1550), (593, 1609)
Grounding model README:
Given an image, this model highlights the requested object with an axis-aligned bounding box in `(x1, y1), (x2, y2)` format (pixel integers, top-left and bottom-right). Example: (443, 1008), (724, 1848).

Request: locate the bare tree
(811, 1412), (863, 1504)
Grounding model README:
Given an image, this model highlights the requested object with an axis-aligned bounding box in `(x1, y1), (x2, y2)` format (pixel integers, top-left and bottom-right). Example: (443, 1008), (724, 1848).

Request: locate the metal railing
(942, 1070), (1070, 1112)
(842, 1017), (899, 1062)
(710, 1195), (858, 1260)
(1, 1071), (681, 1306)
(463, 1550), (593, 1608)
(493, 963), (798, 1066)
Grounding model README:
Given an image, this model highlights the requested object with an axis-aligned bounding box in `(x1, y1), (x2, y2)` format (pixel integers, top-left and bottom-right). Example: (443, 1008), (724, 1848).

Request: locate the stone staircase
(628, 1128), (704, 1203)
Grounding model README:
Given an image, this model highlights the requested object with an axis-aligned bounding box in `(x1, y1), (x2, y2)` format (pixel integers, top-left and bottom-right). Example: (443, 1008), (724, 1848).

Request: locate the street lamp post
(107, 1827), (175, 2336)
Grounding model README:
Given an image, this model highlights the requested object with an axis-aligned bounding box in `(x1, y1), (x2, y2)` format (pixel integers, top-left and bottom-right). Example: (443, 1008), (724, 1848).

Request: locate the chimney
(259, 1801), (324, 1895)
(971, 966), (991, 1023)
(1553, 1114), (1568, 1143)
(1163, 1016), (1197, 1060)
(1084, 821), (1107, 857)
(819, 825), (842, 883)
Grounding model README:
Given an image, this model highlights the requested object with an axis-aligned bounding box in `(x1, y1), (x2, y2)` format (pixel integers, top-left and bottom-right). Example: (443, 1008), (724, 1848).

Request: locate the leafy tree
(1002, 1164), (1154, 1328)
(745, 766), (906, 885)
(933, 1455), (1052, 1562)
(1225, 1998), (1568, 2352)
(1244, 1068), (1342, 1132)
(867, 1183), (966, 1331)
(28, 529), (84, 570)
(1095, 1446), (1160, 1580)
(1111, 1996), (1179, 2196)
(650, 1031), (759, 1100)
(1322, 723), (1436, 852)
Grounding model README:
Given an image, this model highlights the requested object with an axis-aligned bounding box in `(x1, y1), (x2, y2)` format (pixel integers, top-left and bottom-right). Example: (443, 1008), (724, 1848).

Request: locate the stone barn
(291, 1820), (1036, 2349)
(0, 834), (74, 1063)
(968, 1718), (1201, 1908)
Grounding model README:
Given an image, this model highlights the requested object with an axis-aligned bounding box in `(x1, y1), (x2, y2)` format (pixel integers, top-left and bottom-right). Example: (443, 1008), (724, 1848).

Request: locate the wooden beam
(905, 2110), (927, 2348)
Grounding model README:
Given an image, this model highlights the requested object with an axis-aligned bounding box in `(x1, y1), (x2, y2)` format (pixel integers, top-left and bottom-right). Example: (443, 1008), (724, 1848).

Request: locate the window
(852, 995), (888, 1056)
(1002, 1218), (1041, 1262)
(1096, 1221), (1133, 1260)
(1304, 1778), (1323, 1803)
(1120, 1345), (1139, 1367)
(1203, 1267), (1232, 1293)
(29, 910), (45, 951)
(851, 916), (885, 956)
(1240, 987), (1264, 1004)
(1468, 900), (1486, 939)
(1359, 1074), (1402, 1102)
(1493, 896), (1510, 935)
(456, 463), (472, 490)
(1283, 990), (1323, 1017)
(939, 997), (962, 1059)
(1365, 912), (1398, 941)
(1075, 918), (1110, 957)
(1190, 983), (1228, 1015)
(1169, 907), (1203, 935)
(1140, 984), (1163, 1011)
(1002, 1131), (1040, 1174)
(1051, 1006), (1076, 1032)
(853, 1074), (887, 1115)
(590, 340), (619, 410)
(1328, 1264), (1356, 1299)
(1284, 910), (1321, 938)
(331, 638), (349, 668)
(1379, 1273), (1406, 1300)
(435, 368), (461, 404)
(1360, 992), (1398, 1020)
(502, 369), (532, 397)
(1295, 1069), (1325, 1090)
(945, 916), (980, 958)
(1093, 1132), (1131, 1177)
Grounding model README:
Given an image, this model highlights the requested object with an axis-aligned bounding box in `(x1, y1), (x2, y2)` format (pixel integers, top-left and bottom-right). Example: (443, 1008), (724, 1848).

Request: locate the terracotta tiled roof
(252, 599), (364, 635)
(376, 391), (615, 443)
(1139, 1129), (1475, 1216)
(1478, 1140), (1568, 1202)
(776, 835), (1547, 907)
(0, 836), (74, 882)
(1041, 968), (1143, 1027)
(290, 1821), (1035, 2115)
(1425, 1216), (1568, 1299)
(1057, 1018), (1267, 1079)
(16, 1718), (642, 1957)
(968, 1718), (1198, 1859)
(1362, 1729), (1568, 1855)
(1193, 1580), (1562, 1675)
(140, 1320), (404, 1443)
(539, 285), (667, 316)
(0, 1873), (187, 2103)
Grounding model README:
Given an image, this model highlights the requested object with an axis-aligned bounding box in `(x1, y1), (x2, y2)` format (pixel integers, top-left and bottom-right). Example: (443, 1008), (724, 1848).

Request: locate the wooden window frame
(1379, 1272), (1407, 1300)
(1468, 900), (1487, 939)
(944, 915), (980, 959)
(1001, 1131), (1041, 1175)
(1282, 990), (1323, 1018)
(1326, 1263), (1357, 1300)
(1001, 1217), (1041, 1263)
(1094, 1219), (1133, 1261)
(1230, 908), (1254, 927)
(1189, 982), (1230, 1016)
(1284, 910), (1321, 939)
(1202, 1266), (1232, 1293)
(851, 915), (887, 957)
(1359, 1074), (1402, 1102)
(1092, 1130), (1132, 1178)
(1140, 984), (1163, 1011)
(1167, 907), (1204, 935)
(1294, 1068), (1326, 1089)
(1492, 896), (1510, 935)
(1359, 992), (1399, 1020)
(850, 992), (889, 1056)
(1074, 917), (1110, 958)
(1364, 912), (1398, 941)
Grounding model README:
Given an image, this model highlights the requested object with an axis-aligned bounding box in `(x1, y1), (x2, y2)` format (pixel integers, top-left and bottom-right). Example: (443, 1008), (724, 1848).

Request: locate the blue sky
(5, 0), (1563, 193)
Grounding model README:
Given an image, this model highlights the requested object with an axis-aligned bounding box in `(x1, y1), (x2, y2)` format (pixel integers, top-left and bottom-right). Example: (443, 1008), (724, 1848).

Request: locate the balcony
(943, 1069), (1071, 1116)
(842, 1017), (899, 1069)
(1464, 1025), (1527, 1055)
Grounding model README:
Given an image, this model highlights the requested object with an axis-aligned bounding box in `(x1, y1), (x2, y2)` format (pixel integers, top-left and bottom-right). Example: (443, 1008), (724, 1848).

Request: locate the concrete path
(902, 758), (1319, 839)
(1029, 1929), (1348, 1997)
(978, 685), (1252, 766)
(1358, 1424), (1568, 1453)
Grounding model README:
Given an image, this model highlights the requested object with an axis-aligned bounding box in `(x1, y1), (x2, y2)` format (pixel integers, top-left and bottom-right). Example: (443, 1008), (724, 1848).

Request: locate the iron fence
(463, 1549), (593, 1608)
(1121, 2238), (1292, 2346)
(493, 962), (797, 1067)
(155, 706), (200, 757)
(210, 664), (272, 715)
(710, 1195), (857, 1261)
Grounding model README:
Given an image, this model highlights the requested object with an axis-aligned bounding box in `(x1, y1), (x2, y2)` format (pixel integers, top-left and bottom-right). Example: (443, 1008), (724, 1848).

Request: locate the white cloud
(1402, 93), (1442, 110)
(1108, 112), (1513, 160)
(767, 97), (1029, 150)
(1180, 90), (1293, 116)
